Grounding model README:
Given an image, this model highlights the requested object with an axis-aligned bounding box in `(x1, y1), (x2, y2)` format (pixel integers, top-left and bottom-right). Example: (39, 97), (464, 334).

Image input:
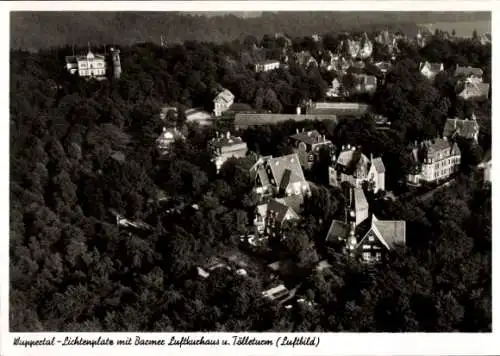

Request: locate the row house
(443, 113), (480, 142)
(250, 153), (311, 200)
(329, 145), (386, 193)
(325, 187), (405, 263)
(255, 60), (280, 73)
(213, 88), (235, 117)
(156, 127), (185, 155)
(407, 138), (461, 186)
(289, 129), (335, 170)
(208, 131), (248, 173)
(419, 61), (444, 81)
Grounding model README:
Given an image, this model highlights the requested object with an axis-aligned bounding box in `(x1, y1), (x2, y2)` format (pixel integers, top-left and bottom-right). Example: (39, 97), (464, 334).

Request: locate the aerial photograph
(9, 10), (491, 332)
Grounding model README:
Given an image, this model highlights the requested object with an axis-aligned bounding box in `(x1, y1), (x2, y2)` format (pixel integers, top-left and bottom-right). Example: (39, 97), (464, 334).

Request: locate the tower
(110, 47), (122, 79)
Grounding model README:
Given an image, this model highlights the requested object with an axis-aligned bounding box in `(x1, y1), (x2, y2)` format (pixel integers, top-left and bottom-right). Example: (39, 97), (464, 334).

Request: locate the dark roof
(325, 219), (350, 242)
(234, 113), (337, 129)
(289, 130), (330, 146)
(423, 138), (461, 160)
(268, 154), (306, 188)
(443, 118), (479, 139)
(276, 195), (304, 215)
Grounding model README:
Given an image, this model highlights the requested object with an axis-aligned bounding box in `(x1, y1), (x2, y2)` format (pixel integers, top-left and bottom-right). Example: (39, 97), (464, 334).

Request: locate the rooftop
(289, 129), (330, 146)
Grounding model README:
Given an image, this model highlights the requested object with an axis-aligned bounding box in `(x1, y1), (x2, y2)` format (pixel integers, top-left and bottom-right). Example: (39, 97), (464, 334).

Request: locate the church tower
(109, 47), (122, 79)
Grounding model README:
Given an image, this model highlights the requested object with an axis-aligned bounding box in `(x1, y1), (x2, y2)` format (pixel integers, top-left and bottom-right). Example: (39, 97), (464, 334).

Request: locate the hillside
(10, 11), (491, 50)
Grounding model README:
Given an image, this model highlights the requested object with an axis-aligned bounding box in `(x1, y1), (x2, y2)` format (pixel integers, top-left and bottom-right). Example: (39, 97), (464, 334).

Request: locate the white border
(1, 2), (498, 356)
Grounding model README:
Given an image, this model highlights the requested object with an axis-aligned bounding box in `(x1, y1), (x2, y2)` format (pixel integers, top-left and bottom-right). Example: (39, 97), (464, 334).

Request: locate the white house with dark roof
(289, 129), (335, 170)
(407, 138), (461, 185)
(213, 88), (235, 117)
(325, 188), (405, 263)
(443, 114), (480, 142)
(209, 131), (248, 172)
(329, 145), (386, 193)
(419, 61), (444, 81)
(250, 153), (311, 199)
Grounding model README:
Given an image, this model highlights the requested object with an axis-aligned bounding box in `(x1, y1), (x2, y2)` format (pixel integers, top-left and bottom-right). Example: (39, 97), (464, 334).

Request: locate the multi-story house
(454, 65), (484, 82)
(344, 33), (373, 59)
(329, 145), (386, 193)
(250, 153), (311, 200)
(325, 187), (405, 263)
(255, 60), (280, 73)
(213, 88), (234, 117)
(419, 61), (444, 81)
(289, 129), (335, 170)
(208, 131), (248, 173)
(456, 80), (490, 100)
(406, 138), (461, 185)
(443, 113), (480, 142)
(254, 197), (300, 238)
(156, 127), (185, 155)
(65, 47), (121, 80)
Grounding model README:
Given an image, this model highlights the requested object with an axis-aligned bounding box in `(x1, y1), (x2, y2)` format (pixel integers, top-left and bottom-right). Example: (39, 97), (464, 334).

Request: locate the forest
(10, 29), (491, 331)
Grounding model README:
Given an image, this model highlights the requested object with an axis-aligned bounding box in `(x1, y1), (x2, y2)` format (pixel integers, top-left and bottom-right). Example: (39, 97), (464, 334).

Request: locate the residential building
(209, 131), (248, 173)
(66, 49), (107, 79)
(156, 127), (185, 155)
(351, 74), (377, 95)
(262, 284), (292, 303)
(407, 138), (461, 185)
(456, 80), (490, 100)
(250, 153), (311, 200)
(254, 197), (301, 238)
(326, 78), (342, 97)
(443, 113), (480, 142)
(329, 145), (386, 193)
(419, 61), (444, 80)
(289, 129), (335, 170)
(255, 60), (280, 73)
(454, 65), (484, 81)
(477, 150), (491, 183)
(344, 33), (373, 59)
(325, 188), (405, 263)
(295, 51), (318, 69)
(213, 88), (235, 117)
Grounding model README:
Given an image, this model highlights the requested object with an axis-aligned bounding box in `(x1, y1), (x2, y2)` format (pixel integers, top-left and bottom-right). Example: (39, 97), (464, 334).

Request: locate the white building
(255, 60), (280, 73)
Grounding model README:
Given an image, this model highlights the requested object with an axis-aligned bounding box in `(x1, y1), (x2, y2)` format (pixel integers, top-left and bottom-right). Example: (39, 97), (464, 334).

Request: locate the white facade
(255, 61), (280, 73)
(66, 51), (107, 78)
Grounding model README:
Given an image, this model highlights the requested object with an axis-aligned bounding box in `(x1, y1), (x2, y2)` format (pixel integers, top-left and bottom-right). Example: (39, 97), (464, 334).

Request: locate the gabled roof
(443, 118), (479, 139)
(454, 65), (483, 78)
(214, 89), (234, 103)
(258, 198), (300, 226)
(420, 61), (443, 73)
(353, 187), (369, 211)
(325, 219), (350, 242)
(290, 130), (330, 146)
(276, 195), (304, 215)
(457, 81), (490, 98)
(268, 154), (307, 188)
(371, 157), (386, 173)
(335, 149), (370, 176)
(368, 215), (406, 250)
(209, 133), (246, 148)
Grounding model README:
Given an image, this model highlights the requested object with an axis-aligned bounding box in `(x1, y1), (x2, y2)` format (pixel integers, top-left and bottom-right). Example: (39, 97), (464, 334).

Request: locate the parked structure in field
(443, 113), (480, 142)
(250, 153), (311, 200)
(329, 145), (386, 193)
(419, 61), (444, 81)
(255, 60), (280, 73)
(213, 88), (235, 117)
(406, 138), (461, 185)
(208, 131), (248, 173)
(289, 129), (335, 170)
(325, 187), (405, 263)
